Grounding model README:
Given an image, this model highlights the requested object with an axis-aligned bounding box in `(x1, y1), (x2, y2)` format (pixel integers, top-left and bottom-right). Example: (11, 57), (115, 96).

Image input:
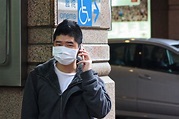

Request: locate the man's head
(52, 20), (83, 66)
(53, 19), (83, 47)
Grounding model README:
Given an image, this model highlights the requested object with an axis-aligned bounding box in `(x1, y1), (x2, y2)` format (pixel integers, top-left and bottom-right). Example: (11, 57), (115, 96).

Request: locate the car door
(110, 65), (138, 112)
(137, 45), (179, 116)
(109, 43), (139, 113)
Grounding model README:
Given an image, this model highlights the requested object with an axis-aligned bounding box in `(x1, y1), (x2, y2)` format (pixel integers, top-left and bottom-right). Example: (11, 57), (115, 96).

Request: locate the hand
(77, 48), (92, 72)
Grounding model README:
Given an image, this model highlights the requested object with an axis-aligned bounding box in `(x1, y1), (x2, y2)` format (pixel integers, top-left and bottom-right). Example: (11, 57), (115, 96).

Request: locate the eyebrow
(66, 41), (74, 44)
(55, 40), (74, 44)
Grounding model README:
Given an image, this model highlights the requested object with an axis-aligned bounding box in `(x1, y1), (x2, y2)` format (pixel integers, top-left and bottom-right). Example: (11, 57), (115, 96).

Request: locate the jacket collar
(35, 58), (83, 94)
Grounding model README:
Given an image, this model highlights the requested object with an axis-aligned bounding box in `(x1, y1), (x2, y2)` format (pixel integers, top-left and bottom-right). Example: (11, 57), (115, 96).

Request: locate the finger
(78, 49), (87, 54)
(77, 60), (92, 65)
(78, 53), (90, 60)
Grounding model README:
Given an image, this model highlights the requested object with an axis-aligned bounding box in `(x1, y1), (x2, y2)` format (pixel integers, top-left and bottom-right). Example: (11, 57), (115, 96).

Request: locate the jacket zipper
(39, 75), (63, 118)
(38, 74), (82, 119)
(60, 94), (63, 119)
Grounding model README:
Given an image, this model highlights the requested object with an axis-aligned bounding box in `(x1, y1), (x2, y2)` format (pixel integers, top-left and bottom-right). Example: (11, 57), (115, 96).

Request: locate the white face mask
(52, 46), (78, 65)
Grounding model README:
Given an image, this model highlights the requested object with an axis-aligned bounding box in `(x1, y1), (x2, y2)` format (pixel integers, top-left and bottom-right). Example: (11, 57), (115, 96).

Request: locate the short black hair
(53, 19), (83, 45)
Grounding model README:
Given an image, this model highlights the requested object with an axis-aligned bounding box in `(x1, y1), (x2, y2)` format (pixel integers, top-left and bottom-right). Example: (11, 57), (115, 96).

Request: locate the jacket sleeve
(80, 69), (112, 118)
(21, 71), (39, 119)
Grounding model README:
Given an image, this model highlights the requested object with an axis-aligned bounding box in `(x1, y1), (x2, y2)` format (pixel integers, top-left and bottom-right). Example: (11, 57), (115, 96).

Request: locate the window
(109, 43), (179, 74)
(109, 44), (125, 65)
(173, 45), (179, 49)
(141, 45), (174, 73)
(168, 51), (179, 74)
(109, 43), (142, 68)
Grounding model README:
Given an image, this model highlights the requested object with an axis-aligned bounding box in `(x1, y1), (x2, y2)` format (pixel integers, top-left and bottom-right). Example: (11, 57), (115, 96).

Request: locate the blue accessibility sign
(58, 0), (100, 27)
(77, 0), (100, 26)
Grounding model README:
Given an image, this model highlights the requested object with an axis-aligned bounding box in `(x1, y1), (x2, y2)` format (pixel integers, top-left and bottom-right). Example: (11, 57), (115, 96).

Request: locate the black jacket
(21, 59), (111, 119)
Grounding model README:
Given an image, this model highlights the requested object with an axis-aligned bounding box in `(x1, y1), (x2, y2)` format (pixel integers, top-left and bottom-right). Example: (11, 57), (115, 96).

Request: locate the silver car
(108, 38), (179, 119)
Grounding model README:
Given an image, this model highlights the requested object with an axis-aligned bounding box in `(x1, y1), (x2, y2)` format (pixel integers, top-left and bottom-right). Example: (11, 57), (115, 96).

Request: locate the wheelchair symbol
(78, 0), (91, 25)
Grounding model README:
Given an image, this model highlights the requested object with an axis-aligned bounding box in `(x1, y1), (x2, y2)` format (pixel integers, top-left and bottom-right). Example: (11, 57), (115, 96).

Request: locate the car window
(109, 44), (125, 65)
(141, 44), (179, 74)
(141, 45), (168, 70)
(131, 44), (142, 67)
(168, 51), (179, 74)
(109, 43), (179, 74)
(109, 43), (142, 68)
(173, 44), (179, 49)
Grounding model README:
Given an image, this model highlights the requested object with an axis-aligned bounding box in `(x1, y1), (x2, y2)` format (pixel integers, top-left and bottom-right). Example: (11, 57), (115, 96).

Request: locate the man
(21, 19), (111, 119)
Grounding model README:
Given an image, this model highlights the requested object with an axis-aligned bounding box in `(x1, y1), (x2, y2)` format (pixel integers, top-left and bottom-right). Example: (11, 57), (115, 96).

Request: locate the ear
(53, 40), (56, 46)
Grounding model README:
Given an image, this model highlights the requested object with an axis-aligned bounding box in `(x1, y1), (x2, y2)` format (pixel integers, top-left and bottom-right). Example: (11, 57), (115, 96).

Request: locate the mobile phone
(80, 45), (84, 60)
(77, 44), (84, 61)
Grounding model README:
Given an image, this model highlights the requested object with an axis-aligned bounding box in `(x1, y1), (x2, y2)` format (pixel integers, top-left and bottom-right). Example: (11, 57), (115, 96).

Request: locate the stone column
(28, 0), (115, 119)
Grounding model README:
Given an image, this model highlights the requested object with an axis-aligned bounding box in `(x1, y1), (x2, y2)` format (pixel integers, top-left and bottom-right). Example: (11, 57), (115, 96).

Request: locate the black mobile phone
(77, 44), (83, 61)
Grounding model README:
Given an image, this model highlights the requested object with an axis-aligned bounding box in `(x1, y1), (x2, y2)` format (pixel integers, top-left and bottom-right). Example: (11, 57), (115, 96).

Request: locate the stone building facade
(0, 0), (115, 119)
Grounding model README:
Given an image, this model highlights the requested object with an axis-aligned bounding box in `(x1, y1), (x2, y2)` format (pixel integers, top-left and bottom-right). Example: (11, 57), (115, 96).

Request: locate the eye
(66, 44), (74, 48)
(56, 43), (62, 46)
(54, 41), (62, 46)
(66, 42), (74, 47)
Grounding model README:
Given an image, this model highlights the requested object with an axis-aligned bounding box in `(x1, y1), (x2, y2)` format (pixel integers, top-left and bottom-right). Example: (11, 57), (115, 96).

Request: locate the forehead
(55, 35), (75, 42)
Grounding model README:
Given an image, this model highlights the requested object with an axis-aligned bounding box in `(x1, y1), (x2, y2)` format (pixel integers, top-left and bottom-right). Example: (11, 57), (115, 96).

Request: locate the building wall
(1, 0), (179, 119)
(151, 0), (168, 38)
(0, 0), (115, 119)
(151, 0), (179, 40)
(168, 0), (179, 39)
